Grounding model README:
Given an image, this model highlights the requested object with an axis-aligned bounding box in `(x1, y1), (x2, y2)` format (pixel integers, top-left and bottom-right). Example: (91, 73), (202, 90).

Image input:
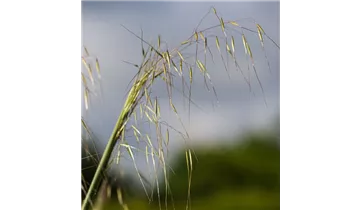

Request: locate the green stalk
(81, 113), (126, 210)
(82, 79), (143, 210)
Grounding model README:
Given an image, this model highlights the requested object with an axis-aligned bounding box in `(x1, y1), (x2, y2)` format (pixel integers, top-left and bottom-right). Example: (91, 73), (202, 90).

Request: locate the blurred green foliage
(85, 126), (279, 210)
(175, 137), (279, 190)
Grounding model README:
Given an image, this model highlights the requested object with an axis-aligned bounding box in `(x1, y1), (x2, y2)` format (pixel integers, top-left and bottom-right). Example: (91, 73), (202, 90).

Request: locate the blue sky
(82, 1), (279, 172)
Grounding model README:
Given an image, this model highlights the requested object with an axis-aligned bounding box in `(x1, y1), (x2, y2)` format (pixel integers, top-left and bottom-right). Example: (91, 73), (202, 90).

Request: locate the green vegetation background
(82, 123), (280, 210)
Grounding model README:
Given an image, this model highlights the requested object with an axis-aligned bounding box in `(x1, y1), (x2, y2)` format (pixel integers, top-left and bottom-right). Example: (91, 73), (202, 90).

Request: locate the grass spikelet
(158, 35), (161, 49)
(256, 25), (264, 47)
(215, 36), (220, 51)
(177, 51), (185, 61)
(231, 36), (235, 54)
(196, 60), (206, 73)
(229, 21), (239, 26)
(81, 73), (87, 87)
(226, 42), (231, 55)
(256, 23), (272, 74)
(242, 34), (248, 54)
(185, 149), (193, 210)
(131, 125), (141, 137)
(220, 18), (225, 32)
(83, 46), (90, 56)
(82, 57), (94, 85)
(212, 7), (217, 15)
(95, 58), (101, 79)
(194, 31), (198, 42)
(199, 32), (205, 41)
(181, 40), (190, 45)
(84, 88), (89, 110)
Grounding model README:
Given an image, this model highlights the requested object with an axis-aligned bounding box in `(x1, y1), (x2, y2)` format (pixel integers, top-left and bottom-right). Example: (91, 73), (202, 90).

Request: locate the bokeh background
(82, 1), (279, 210)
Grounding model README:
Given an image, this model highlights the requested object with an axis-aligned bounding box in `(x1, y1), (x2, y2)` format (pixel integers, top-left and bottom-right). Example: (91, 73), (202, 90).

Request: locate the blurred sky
(81, 1), (279, 167)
